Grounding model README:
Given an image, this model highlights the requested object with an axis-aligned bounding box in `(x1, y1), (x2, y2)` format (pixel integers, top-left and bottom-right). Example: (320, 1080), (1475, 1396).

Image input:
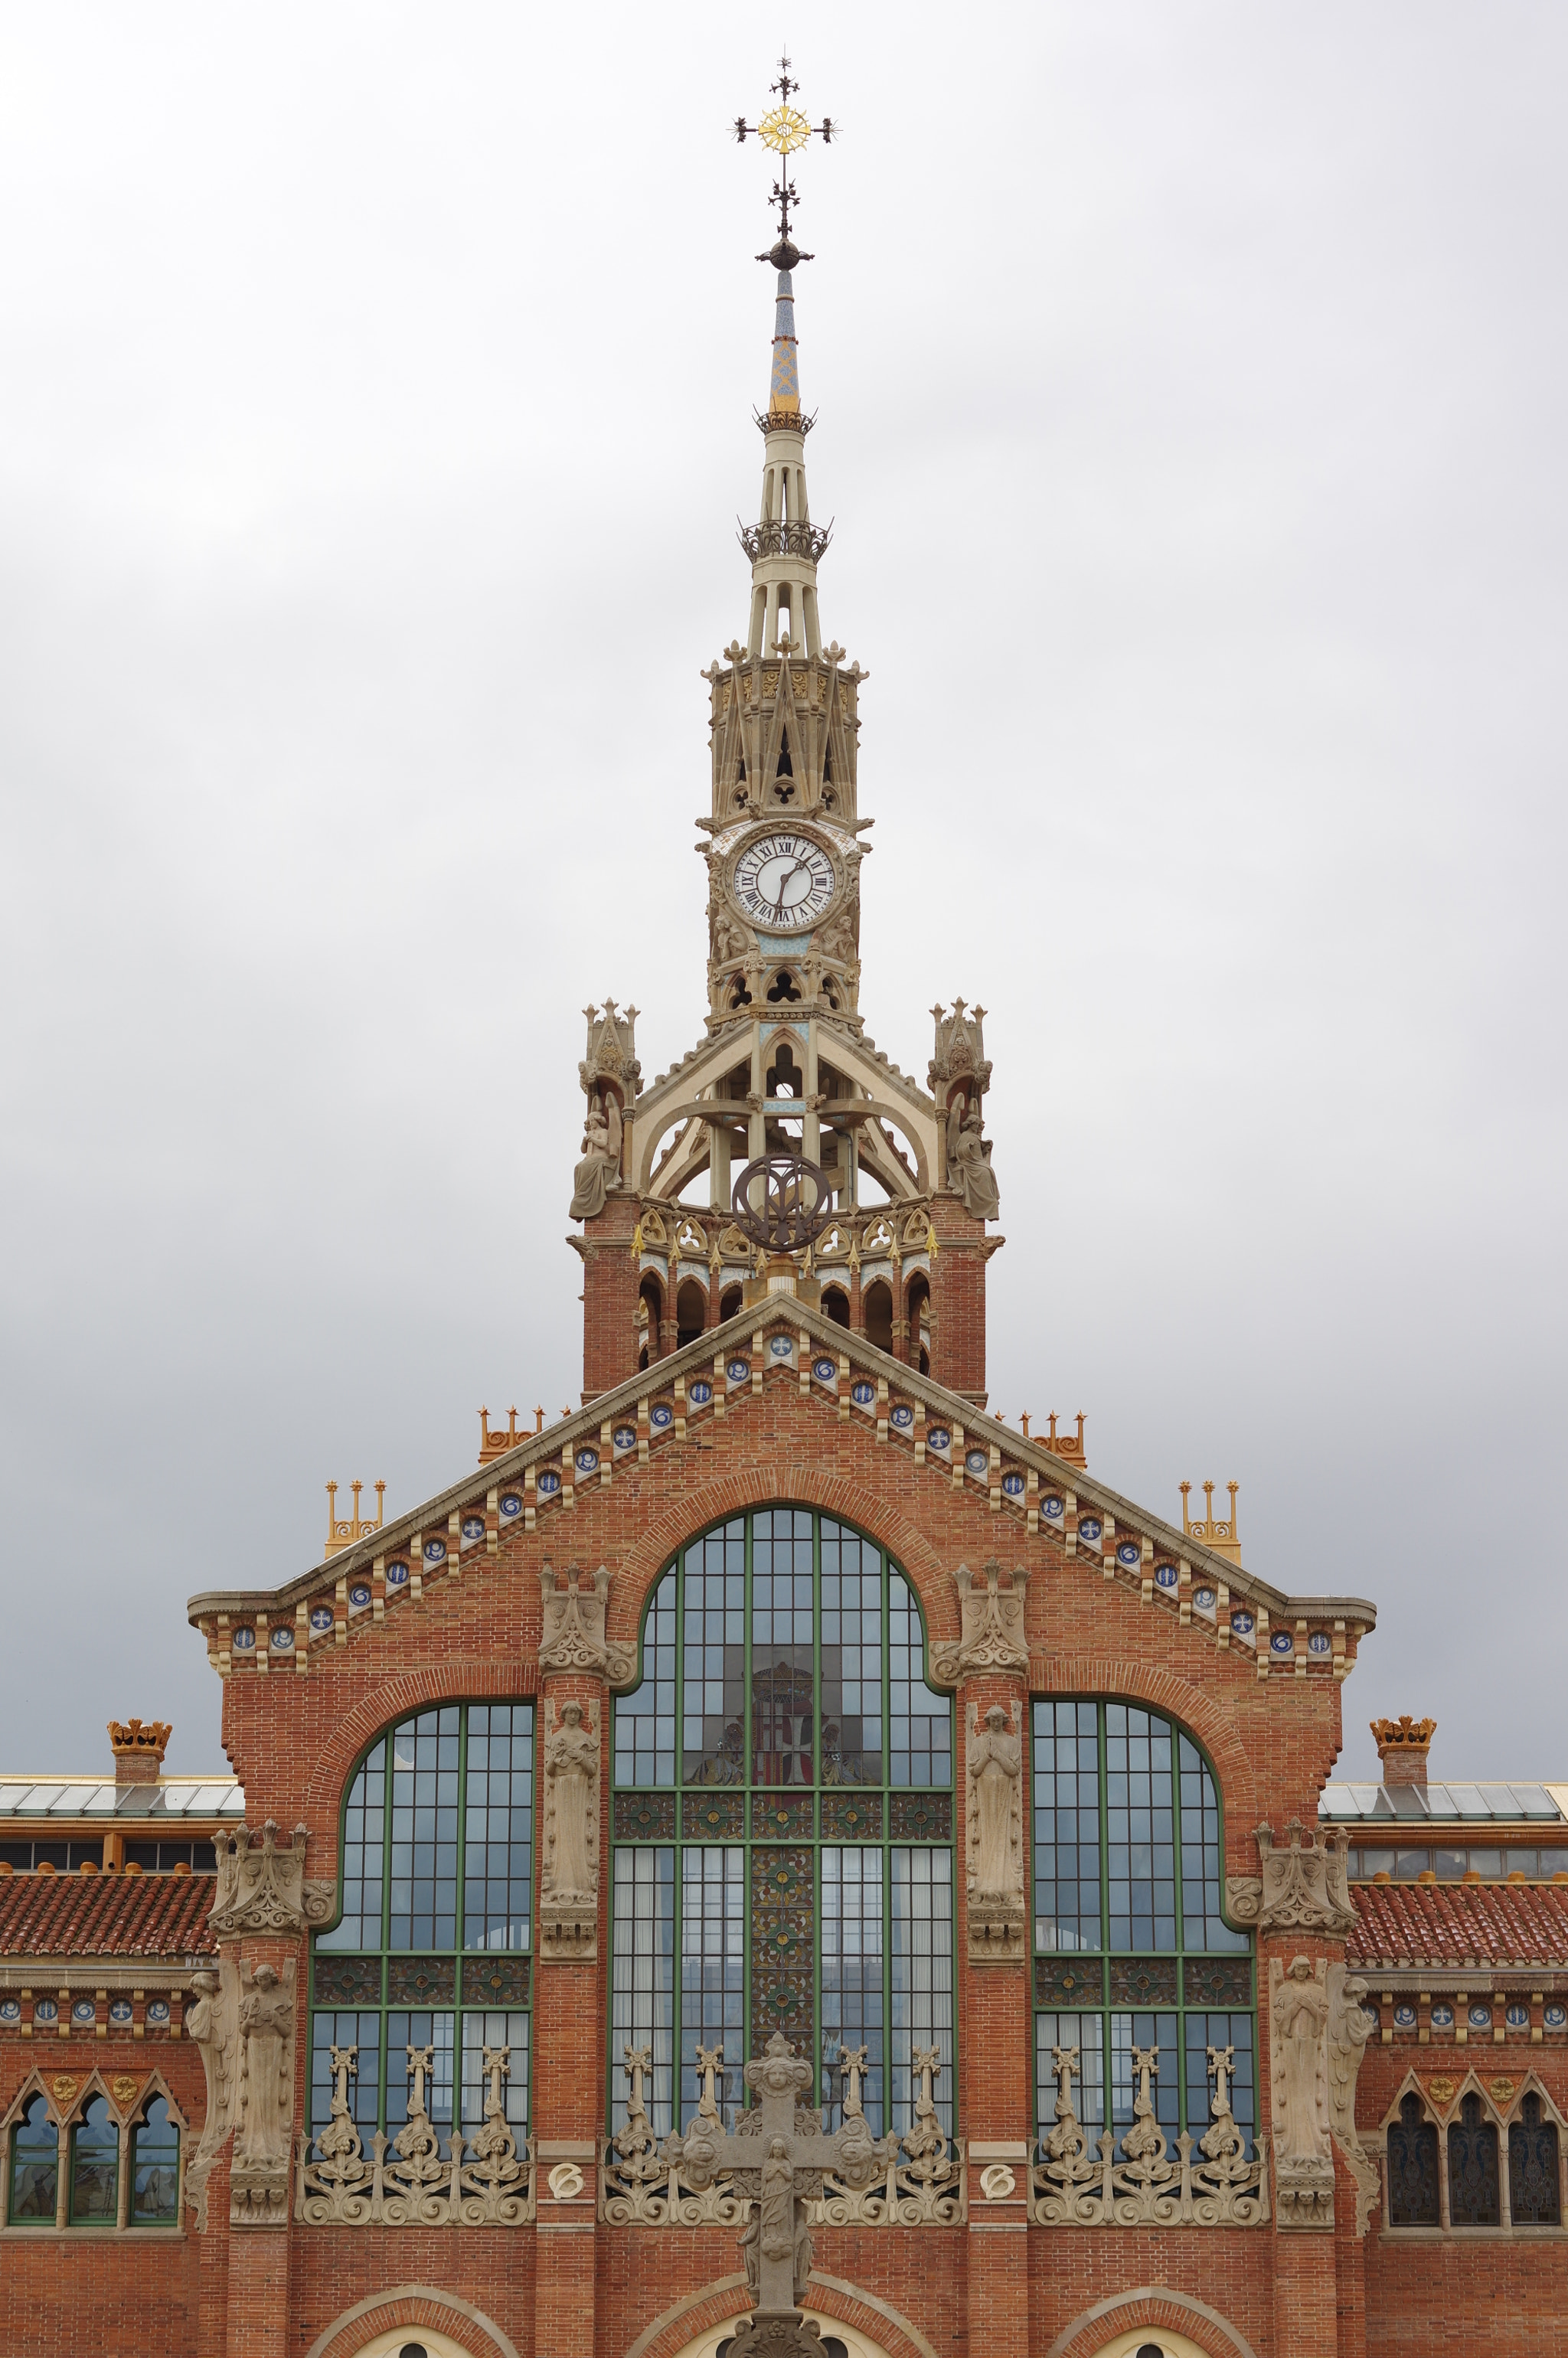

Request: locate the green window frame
(1031, 1699), (1256, 2157)
(611, 1507), (956, 2144)
(308, 1700), (535, 2154)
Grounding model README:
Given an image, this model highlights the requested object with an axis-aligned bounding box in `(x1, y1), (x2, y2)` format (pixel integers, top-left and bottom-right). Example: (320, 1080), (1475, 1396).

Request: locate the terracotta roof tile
(0, 1872), (217, 1959)
(1349, 1880), (1568, 1969)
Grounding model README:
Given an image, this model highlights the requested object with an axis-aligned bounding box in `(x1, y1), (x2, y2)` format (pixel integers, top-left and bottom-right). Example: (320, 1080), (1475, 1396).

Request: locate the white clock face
(732, 833), (835, 930)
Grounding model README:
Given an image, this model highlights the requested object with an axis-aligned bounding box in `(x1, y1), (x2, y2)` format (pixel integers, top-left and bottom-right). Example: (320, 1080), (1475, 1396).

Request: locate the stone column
(959, 1671), (1032, 2358)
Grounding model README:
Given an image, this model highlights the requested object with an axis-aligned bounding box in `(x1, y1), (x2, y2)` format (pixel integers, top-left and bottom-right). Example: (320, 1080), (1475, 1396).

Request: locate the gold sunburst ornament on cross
(758, 103), (812, 155)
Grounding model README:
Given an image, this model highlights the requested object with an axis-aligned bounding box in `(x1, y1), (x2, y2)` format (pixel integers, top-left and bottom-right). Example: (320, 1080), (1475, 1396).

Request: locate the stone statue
(230, 1958), (296, 2227)
(570, 1092), (622, 1220)
(184, 1959), (240, 2230)
(946, 1093), (1000, 1222)
(966, 1703), (1024, 1957)
(1270, 1953), (1334, 2230)
(541, 1696), (600, 1960)
(1326, 1961), (1381, 2236)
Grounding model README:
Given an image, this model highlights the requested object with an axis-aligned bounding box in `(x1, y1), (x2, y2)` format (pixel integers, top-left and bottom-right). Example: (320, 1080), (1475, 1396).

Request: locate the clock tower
(569, 63), (1004, 1405)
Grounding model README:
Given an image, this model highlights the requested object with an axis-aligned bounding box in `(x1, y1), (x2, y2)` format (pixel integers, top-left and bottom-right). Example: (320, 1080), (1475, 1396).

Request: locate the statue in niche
(968, 1703), (1021, 1899)
(946, 1092), (1000, 1222)
(544, 1700), (599, 1904)
(570, 1092), (622, 1220)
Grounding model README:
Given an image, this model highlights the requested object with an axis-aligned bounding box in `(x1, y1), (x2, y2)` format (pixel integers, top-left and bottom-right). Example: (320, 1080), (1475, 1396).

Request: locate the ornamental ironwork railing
(600, 2043), (965, 2226)
(737, 516), (833, 563)
(1031, 2040), (1268, 2228)
(295, 2040), (534, 2226)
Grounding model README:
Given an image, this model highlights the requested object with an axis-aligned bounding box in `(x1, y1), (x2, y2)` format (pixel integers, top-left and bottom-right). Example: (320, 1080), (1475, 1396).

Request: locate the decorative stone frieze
(1270, 1955), (1334, 2230)
(929, 1559), (1028, 1685)
(207, 1821), (334, 1939)
(965, 1702), (1024, 1959)
(1031, 2038), (1268, 2226)
(539, 1697), (600, 1961)
(296, 2040), (534, 2225)
(537, 1563), (637, 1686)
(1226, 1818), (1355, 1936)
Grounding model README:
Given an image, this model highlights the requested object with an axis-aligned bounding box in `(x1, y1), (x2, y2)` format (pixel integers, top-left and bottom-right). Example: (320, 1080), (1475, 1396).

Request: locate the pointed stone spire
(741, 273), (831, 658)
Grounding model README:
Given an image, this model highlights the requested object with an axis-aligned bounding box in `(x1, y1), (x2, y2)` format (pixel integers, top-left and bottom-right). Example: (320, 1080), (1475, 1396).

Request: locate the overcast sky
(1, 5), (1563, 1784)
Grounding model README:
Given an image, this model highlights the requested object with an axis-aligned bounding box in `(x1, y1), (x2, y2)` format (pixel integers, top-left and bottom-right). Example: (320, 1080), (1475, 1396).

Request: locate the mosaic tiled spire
(767, 269), (802, 427)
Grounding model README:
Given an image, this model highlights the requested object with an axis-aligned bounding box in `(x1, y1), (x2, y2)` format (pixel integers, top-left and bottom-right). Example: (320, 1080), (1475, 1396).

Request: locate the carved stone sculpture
(965, 1703), (1024, 1958)
(1227, 1819), (1355, 1936)
(1326, 1962), (1380, 2236)
(185, 1959), (240, 2230)
(537, 1563), (637, 1685)
(929, 1561), (1029, 1684)
(570, 1091), (623, 1221)
(944, 1093), (1000, 1222)
(1270, 1955), (1334, 2230)
(230, 1959), (296, 2228)
(541, 1697), (600, 1961)
(207, 1821), (334, 1939)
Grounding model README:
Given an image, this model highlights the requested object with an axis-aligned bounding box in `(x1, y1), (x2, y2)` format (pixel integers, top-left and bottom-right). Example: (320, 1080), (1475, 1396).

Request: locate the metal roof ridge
(185, 1298), (1378, 1631)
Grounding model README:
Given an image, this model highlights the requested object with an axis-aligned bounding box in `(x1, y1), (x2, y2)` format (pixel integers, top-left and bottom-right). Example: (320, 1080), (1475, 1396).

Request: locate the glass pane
(680, 1847), (745, 2124)
(1033, 1700), (1102, 1953)
(750, 1510), (815, 1786)
(462, 1703), (534, 1952)
(70, 2095), (118, 2223)
(1035, 2009), (1104, 2143)
(821, 1846), (884, 2134)
(130, 2097), (180, 2224)
(1110, 2010), (1181, 2157)
(1184, 2010), (1255, 2155)
(318, 1739), (385, 1950)
(820, 1522), (882, 1785)
(1105, 1705), (1176, 1951)
(681, 1523), (746, 1787)
(615, 1567), (677, 1788)
(1178, 1736), (1247, 1952)
(890, 1846), (953, 2138)
(9, 2093), (57, 2222)
(388, 1710), (459, 1950)
(611, 1845), (675, 2136)
(460, 2011), (530, 2132)
(310, 2010), (382, 2141)
(888, 1570), (949, 1788)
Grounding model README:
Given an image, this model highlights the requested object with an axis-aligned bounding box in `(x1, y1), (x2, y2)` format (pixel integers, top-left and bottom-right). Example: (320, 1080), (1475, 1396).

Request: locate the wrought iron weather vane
(733, 54), (838, 269)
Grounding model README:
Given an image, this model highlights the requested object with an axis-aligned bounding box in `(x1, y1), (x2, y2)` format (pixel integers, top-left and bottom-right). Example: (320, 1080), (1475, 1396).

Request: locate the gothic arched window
(1387, 2091), (1440, 2225)
(69, 2095), (119, 2224)
(8, 2092), (57, 2223)
(1448, 2091), (1501, 2226)
(310, 1703), (534, 2156)
(1031, 1700), (1255, 2160)
(129, 2095), (181, 2225)
(1509, 2092), (1561, 2226)
(611, 1510), (953, 2141)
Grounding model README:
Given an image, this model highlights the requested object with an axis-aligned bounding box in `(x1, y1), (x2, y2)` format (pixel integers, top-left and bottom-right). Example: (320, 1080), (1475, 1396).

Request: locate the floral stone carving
(1031, 2038), (1267, 2226)
(1226, 1818), (1355, 1937)
(207, 1821), (334, 1939)
(296, 2040), (534, 2226)
(540, 1697), (599, 1961)
(1270, 1955), (1334, 2230)
(537, 1563), (637, 1686)
(965, 1703), (1024, 1959)
(929, 1561), (1029, 1685)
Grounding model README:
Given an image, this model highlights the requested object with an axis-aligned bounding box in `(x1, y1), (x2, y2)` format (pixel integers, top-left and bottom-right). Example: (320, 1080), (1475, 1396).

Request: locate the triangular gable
(188, 1298), (1376, 1682)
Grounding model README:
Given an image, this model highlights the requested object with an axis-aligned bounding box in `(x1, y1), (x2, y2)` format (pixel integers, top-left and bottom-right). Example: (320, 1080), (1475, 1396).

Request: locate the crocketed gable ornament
(207, 1821), (334, 1939)
(537, 1563), (637, 1686)
(1226, 1817), (1355, 1937)
(929, 1559), (1029, 1685)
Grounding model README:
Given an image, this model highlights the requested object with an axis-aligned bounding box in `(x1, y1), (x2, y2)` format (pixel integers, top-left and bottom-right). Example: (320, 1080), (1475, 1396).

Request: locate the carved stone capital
(929, 1560), (1028, 1686)
(207, 1821), (333, 1939)
(538, 1563), (638, 1686)
(1226, 1818), (1354, 1935)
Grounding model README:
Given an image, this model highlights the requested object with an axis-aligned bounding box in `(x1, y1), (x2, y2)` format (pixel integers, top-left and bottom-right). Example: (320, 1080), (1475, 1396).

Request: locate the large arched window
(1031, 1700), (1255, 2160)
(310, 1702), (534, 2153)
(612, 1510), (953, 2141)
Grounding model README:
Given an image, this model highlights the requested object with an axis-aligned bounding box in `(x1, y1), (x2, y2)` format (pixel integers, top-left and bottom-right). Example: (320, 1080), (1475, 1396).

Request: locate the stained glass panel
(1448, 2093), (1501, 2226)
(1387, 2092), (1440, 2226)
(1509, 2094), (1560, 2226)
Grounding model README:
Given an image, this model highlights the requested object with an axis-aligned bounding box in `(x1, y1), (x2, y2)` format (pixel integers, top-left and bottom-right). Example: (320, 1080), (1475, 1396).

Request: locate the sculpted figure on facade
(537, 1561), (637, 1685)
(1227, 1817), (1355, 1936)
(207, 1820), (333, 1939)
(1326, 1961), (1380, 2235)
(570, 1090), (623, 1221)
(965, 1703), (1024, 1958)
(944, 1092), (1001, 1223)
(1270, 1954), (1334, 2230)
(541, 1697), (600, 1961)
(230, 1959), (296, 2228)
(930, 1560), (1029, 1685)
(183, 1959), (240, 2230)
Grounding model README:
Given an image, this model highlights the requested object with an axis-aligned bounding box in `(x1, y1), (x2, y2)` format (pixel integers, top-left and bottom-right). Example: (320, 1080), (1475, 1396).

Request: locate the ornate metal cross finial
(733, 53), (838, 267)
